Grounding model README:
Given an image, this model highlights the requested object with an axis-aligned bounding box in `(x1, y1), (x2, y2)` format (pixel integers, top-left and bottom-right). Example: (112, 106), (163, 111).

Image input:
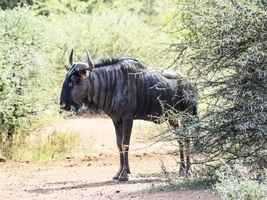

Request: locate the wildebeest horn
(69, 49), (74, 65)
(86, 50), (94, 70)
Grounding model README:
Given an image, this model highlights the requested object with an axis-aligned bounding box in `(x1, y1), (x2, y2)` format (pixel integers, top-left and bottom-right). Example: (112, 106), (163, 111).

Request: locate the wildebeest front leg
(112, 119), (123, 180)
(118, 116), (133, 181)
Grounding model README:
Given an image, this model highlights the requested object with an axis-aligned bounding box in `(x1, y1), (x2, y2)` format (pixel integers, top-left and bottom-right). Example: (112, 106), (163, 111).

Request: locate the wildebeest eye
(69, 74), (81, 86)
(68, 76), (76, 87)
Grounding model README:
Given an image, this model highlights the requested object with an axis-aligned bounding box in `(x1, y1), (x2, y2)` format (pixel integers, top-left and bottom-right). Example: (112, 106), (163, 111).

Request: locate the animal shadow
(26, 178), (163, 194)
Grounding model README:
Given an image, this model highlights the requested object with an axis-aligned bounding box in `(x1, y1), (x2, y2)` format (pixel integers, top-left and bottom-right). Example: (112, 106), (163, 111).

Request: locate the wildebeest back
(127, 70), (187, 121)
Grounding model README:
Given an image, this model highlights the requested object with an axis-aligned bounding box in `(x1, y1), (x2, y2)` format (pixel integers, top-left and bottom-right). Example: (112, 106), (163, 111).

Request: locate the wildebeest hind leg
(169, 120), (186, 176)
(179, 141), (187, 176)
(185, 138), (191, 177)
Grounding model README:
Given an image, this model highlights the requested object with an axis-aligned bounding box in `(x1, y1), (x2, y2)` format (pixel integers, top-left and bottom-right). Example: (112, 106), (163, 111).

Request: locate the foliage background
(0, 0), (176, 156)
(0, 0), (266, 198)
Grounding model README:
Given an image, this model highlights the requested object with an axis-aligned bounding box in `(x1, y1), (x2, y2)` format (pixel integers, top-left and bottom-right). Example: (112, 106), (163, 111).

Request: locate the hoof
(113, 168), (123, 180)
(112, 172), (121, 180)
(118, 169), (129, 182)
(112, 176), (128, 182)
(185, 169), (192, 177)
(179, 167), (192, 177)
(118, 176), (129, 182)
(113, 168), (129, 182)
(179, 168), (186, 177)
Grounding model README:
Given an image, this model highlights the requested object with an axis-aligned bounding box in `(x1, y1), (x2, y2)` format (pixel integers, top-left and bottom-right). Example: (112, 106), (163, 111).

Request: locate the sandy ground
(0, 117), (220, 200)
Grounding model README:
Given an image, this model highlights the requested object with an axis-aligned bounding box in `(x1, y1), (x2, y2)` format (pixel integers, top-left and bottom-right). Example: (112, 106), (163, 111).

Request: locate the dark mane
(94, 57), (121, 68)
(94, 57), (146, 69)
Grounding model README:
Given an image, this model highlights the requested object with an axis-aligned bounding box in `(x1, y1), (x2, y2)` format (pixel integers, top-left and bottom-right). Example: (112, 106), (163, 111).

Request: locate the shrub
(0, 8), (58, 152)
(0, 0), (33, 10)
(214, 164), (267, 200)
(171, 0), (267, 169)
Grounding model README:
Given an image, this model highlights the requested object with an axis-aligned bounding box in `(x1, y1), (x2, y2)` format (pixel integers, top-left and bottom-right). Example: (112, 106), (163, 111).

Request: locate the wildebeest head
(59, 49), (94, 112)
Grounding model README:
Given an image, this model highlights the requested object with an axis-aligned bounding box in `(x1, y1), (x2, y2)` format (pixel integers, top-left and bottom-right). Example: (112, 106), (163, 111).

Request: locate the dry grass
(3, 131), (80, 161)
(132, 120), (168, 143)
(0, 117), (169, 161)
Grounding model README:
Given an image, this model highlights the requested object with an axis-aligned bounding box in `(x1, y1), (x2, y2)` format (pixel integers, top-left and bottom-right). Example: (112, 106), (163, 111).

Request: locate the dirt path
(0, 117), (220, 200)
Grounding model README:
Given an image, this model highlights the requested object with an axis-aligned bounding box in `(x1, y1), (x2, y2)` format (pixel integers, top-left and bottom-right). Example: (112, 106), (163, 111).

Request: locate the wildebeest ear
(64, 64), (70, 71)
(69, 49), (74, 65)
(86, 50), (94, 71)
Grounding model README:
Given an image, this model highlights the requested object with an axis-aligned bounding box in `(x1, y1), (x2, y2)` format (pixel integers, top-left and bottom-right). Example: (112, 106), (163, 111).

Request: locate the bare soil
(0, 117), (220, 200)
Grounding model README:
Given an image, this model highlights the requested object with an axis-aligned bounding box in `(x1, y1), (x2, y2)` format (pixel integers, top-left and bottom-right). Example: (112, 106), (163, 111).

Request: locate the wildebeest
(60, 50), (197, 181)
